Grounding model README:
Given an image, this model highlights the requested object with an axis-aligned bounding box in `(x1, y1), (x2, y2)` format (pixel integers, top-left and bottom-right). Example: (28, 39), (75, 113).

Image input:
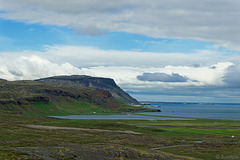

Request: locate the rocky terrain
(36, 75), (139, 104)
(0, 78), (154, 115)
(6, 145), (193, 160)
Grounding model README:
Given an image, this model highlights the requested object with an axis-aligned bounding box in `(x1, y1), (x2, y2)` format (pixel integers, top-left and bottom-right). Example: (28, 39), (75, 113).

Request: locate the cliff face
(0, 80), (122, 114)
(36, 75), (139, 104)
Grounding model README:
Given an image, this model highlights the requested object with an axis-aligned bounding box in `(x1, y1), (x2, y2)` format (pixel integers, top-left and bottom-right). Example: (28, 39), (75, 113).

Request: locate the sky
(0, 0), (240, 103)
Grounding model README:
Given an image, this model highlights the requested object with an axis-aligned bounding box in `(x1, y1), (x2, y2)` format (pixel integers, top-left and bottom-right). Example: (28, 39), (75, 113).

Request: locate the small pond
(49, 114), (194, 120)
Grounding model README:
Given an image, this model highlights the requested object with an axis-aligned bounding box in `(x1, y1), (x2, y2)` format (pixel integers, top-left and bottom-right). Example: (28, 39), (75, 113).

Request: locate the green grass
(1, 98), (155, 116)
(129, 118), (240, 128)
(30, 103), (146, 116)
(18, 99), (155, 116)
(125, 118), (240, 159)
(42, 119), (138, 131)
(0, 110), (239, 159)
(29, 100), (120, 116)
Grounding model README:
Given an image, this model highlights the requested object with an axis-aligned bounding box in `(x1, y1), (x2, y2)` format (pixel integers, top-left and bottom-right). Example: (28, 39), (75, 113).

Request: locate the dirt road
(24, 124), (141, 134)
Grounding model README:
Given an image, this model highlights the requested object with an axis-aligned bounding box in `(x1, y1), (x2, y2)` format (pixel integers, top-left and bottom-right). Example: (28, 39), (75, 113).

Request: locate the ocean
(140, 102), (240, 120)
(50, 102), (240, 121)
(50, 114), (193, 120)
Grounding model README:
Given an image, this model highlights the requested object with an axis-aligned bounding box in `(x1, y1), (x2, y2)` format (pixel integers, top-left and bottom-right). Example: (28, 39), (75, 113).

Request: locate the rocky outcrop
(0, 96), (49, 106)
(36, 88), (117, 108)
(36, 75), (139, 104)
(0, 96), (49, 105)
(0, 100), (17, 105)
(0, 79), (121, 111)
(16, 96), (50, 105)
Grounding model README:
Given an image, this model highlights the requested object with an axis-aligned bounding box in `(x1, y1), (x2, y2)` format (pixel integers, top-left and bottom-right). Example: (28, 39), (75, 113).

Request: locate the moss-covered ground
(0, 110), (239, 159)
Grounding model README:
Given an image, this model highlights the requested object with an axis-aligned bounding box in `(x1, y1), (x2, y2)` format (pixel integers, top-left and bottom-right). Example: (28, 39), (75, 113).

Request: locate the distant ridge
(140, 101), (214, 105)
(36, 75), (139, 104)
(0, 78), (155, 115)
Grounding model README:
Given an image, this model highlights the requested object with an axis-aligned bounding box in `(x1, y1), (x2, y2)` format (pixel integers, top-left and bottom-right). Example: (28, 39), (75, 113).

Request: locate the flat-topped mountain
(36, 75), (139, 104)
(0, 77), (155, 115)
(0, 80), (122, 115)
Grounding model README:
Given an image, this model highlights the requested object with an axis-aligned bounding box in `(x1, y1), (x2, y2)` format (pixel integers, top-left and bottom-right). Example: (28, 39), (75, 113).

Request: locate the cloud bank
(137, 73), (188, 82)
(223, 64), (240, 87)
(0, 55), (83, 81)
(0, 45), (239, 102)
(0, 0), (240, 50)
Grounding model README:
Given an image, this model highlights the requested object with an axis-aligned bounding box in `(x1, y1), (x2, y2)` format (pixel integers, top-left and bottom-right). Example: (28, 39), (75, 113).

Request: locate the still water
(50, 103), (240, 120)
(50, 114), (193, 120)
(140, 103), (240, 120)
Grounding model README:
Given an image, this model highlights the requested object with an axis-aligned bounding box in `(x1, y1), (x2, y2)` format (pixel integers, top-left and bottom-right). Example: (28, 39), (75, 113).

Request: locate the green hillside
(0, 79), (154, 115)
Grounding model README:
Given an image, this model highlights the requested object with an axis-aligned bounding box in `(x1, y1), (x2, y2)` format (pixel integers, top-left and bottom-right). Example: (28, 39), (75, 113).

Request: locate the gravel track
(24, 124), (142, 135)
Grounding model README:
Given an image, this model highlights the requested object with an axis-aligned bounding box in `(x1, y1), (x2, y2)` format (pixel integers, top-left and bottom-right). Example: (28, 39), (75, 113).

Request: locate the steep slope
(36, 75), (139, 104)
(0, 79), (154, 115)
(0, 80), (127, 115)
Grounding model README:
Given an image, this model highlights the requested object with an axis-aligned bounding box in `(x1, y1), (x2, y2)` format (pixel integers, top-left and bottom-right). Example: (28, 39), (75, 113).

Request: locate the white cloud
(78, 63), (233, 90)
(42, 45), (229, 68)
(0, 46), (235, 85)
(0, 55), (84, 81)
(0, 45), (238, 102)
(0, 0), (240, 50)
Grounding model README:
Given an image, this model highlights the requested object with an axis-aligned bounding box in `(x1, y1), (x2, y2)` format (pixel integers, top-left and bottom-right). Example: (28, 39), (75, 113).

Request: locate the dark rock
(36, 75), (139, 104)
(16, 96), (49, 104)
(0, 100), (17, 105)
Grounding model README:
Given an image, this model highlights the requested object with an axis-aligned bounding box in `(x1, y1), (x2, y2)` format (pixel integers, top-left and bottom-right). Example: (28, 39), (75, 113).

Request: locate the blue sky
(0, 0), (239, 103)
(0, 19), (215, 53)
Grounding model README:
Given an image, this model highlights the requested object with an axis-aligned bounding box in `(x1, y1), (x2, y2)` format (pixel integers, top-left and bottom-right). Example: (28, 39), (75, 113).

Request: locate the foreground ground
(0, 111), (239, 160)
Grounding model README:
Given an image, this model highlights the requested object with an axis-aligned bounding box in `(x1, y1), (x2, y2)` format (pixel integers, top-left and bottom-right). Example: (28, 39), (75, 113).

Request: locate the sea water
(50, 114), (193, 120)
(50, 103), (240, 120)
(140, 103), (240, 120)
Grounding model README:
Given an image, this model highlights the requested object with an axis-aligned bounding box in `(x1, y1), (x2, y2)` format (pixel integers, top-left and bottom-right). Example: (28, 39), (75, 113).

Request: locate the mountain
(36, 75), (139, 104)
(0, 79), (155, 115)
(0, 80), (120, 114)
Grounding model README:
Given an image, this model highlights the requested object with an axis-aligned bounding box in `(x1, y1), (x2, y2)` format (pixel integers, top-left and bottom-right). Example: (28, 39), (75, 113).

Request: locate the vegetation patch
(0, 111), (239, 159)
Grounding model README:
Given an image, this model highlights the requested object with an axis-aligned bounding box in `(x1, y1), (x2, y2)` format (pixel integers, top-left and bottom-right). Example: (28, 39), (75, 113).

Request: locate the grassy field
(0, 110), (239, 159)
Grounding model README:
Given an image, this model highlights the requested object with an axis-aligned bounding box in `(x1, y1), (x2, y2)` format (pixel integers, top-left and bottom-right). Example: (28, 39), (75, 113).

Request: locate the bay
(50, 103), (240, 121)
(140, 103), (240, 120)
(50, 114), (193, 120)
